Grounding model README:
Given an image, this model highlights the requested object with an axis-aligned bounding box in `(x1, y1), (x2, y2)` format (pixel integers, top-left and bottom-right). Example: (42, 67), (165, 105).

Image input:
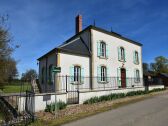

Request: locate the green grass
(0, 83), (31, 93)
(0, 111), (4, 120)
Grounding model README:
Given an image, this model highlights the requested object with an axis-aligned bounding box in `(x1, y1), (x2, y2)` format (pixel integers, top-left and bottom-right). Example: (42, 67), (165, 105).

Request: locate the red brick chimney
(75, 15), (82, 34)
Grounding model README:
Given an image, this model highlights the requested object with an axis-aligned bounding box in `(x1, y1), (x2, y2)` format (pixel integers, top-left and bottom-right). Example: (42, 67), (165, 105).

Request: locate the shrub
(45, 101), (67, 112)
(83, 88), (166, 104)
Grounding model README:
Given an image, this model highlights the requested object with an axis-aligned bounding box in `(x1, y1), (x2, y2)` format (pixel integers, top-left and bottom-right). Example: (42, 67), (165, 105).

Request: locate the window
(74, 66), (81, 82)
(100, 42), (106, 57)
(70, 65), (84, 84)
(118, 47), (125, 62)
(134, 51), (139, 64)
(48, 65), (53, 84)
(135, 69), (140, 82)
(97, 41), (108, 58)
(42, 67), (45, 84)
(97, 66), (109, 83)
(101, 66), (107, 82)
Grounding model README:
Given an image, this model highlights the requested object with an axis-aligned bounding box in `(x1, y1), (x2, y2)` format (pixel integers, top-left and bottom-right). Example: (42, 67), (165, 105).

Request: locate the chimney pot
(76, 15), (82, 34)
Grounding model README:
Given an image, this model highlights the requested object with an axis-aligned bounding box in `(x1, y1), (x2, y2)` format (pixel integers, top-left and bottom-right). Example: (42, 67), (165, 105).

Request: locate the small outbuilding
(157, 73), (168, 87)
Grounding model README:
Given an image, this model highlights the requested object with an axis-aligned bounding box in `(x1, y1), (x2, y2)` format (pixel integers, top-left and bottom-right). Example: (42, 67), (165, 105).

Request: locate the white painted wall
(91, 29), (143, 88)
(79, 87), (145, 104)
(148, 85), (165, 91)
(18, 93), (67, 112)
(39, 52), (57, 92)
(58, 52), (90, 91)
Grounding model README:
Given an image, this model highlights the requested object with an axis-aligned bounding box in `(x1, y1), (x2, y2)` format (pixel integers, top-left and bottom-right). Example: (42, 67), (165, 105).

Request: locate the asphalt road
(63, 93), (168, 126)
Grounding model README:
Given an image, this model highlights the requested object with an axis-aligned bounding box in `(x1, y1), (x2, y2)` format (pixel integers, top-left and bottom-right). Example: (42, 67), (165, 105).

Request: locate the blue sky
(0, 0), (168, 76)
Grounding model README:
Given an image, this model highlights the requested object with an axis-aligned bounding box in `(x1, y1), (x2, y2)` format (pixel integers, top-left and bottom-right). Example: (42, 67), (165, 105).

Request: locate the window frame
(118, 46), (126, 62)
(135, 69), (140, 83)
(100, 42), (106, 58)
(100, 66), (107, 82)
(120, 47), (125, 61)
(73, 66), (82, 84)
(134, 51), (139, 64)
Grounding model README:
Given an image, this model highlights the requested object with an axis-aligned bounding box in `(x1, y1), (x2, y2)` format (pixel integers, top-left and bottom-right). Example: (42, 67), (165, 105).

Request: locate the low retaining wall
(79, 87), (145, 104)
(18, 93), (67, 112)
(148, 85), (165, 91)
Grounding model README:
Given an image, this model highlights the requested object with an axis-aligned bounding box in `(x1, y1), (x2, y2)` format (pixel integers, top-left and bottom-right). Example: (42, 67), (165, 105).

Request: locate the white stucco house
(37, 15), (143, 93)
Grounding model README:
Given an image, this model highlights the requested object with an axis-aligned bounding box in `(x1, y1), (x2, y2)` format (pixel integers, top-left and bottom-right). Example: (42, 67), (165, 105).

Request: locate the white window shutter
(126, 69), (129, 87)
(106, 44), (109, 58)
(124, 49), (126, 62)
(117, 68), (121, 86)
(81, 67), (84, 84)
(133, 51), (136, 64)
(69, 66), (74, 83)
(118, 47), (121, 61)
(97, 41), (100, 57)
(97, 66), (101, 82)
(107, 67), (110, 82)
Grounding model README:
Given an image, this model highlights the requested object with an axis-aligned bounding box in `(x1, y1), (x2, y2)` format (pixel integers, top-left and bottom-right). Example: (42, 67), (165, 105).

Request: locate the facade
(38, 15), (143, 93)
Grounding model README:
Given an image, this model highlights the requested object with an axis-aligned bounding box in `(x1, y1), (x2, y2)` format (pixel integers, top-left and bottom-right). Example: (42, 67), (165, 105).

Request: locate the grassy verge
(1, 83), (31, 93)
(0, 111), (4, 121)
(31, 89), (168, 126)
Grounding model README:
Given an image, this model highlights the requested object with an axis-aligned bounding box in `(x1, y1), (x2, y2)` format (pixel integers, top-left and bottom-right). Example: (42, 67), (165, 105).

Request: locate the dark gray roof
(58, 37), (90, 56)
(38, 25), (142, 60)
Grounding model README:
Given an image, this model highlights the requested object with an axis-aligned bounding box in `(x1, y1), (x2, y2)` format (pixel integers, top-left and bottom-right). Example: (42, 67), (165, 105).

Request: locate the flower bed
(83, 88), (165, 104)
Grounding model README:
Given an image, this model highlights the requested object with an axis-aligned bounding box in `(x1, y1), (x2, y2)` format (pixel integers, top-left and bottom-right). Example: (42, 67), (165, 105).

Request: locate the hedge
(83, 88), (165, 104)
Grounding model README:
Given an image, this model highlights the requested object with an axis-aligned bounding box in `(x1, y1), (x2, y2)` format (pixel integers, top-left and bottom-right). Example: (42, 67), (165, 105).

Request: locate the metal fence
(0, 81), (35, 125)
(39, 76), (144, 93)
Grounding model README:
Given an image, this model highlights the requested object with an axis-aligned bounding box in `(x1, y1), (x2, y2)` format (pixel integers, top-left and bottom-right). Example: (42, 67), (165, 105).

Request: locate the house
(157, 73), (168, 87)
(37, 15), (143, 93)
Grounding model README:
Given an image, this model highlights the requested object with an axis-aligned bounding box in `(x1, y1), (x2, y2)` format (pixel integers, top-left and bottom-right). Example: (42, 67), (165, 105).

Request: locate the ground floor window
(74, 66), (81, 83)
(135, 69), (140, 82)
(70, 65), (84, 84)
(98, 66), (108, 82)
(101, 66), (107, 82)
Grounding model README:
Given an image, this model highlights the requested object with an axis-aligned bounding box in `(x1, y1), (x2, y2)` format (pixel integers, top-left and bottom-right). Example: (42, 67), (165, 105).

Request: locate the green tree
(150, 56), (168, 74)
(0, 15), (18, 88)
(21, 69), (38, 82)
(143, 63), (149, 74)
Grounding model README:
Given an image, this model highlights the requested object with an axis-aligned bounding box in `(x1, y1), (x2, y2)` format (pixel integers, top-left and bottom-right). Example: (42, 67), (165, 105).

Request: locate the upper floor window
(97, 41), (108, 58)
(134, 69), (140, 83)
(70, 65), (84, 84)
(133, 51), (139, 64)
(118, 46), (125, 62)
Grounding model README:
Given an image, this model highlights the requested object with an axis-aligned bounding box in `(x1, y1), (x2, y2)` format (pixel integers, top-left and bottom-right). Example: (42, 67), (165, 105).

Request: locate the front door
(121, 68), (126, 88)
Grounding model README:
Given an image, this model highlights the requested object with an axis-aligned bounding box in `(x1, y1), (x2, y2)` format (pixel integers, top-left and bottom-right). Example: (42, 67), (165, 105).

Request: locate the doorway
(121, 68), (126, 88)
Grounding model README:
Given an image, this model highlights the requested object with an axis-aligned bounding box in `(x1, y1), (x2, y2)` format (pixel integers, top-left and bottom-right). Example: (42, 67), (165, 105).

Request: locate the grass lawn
(1, 83), (31, 93)
(0, 111), (4, 121)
